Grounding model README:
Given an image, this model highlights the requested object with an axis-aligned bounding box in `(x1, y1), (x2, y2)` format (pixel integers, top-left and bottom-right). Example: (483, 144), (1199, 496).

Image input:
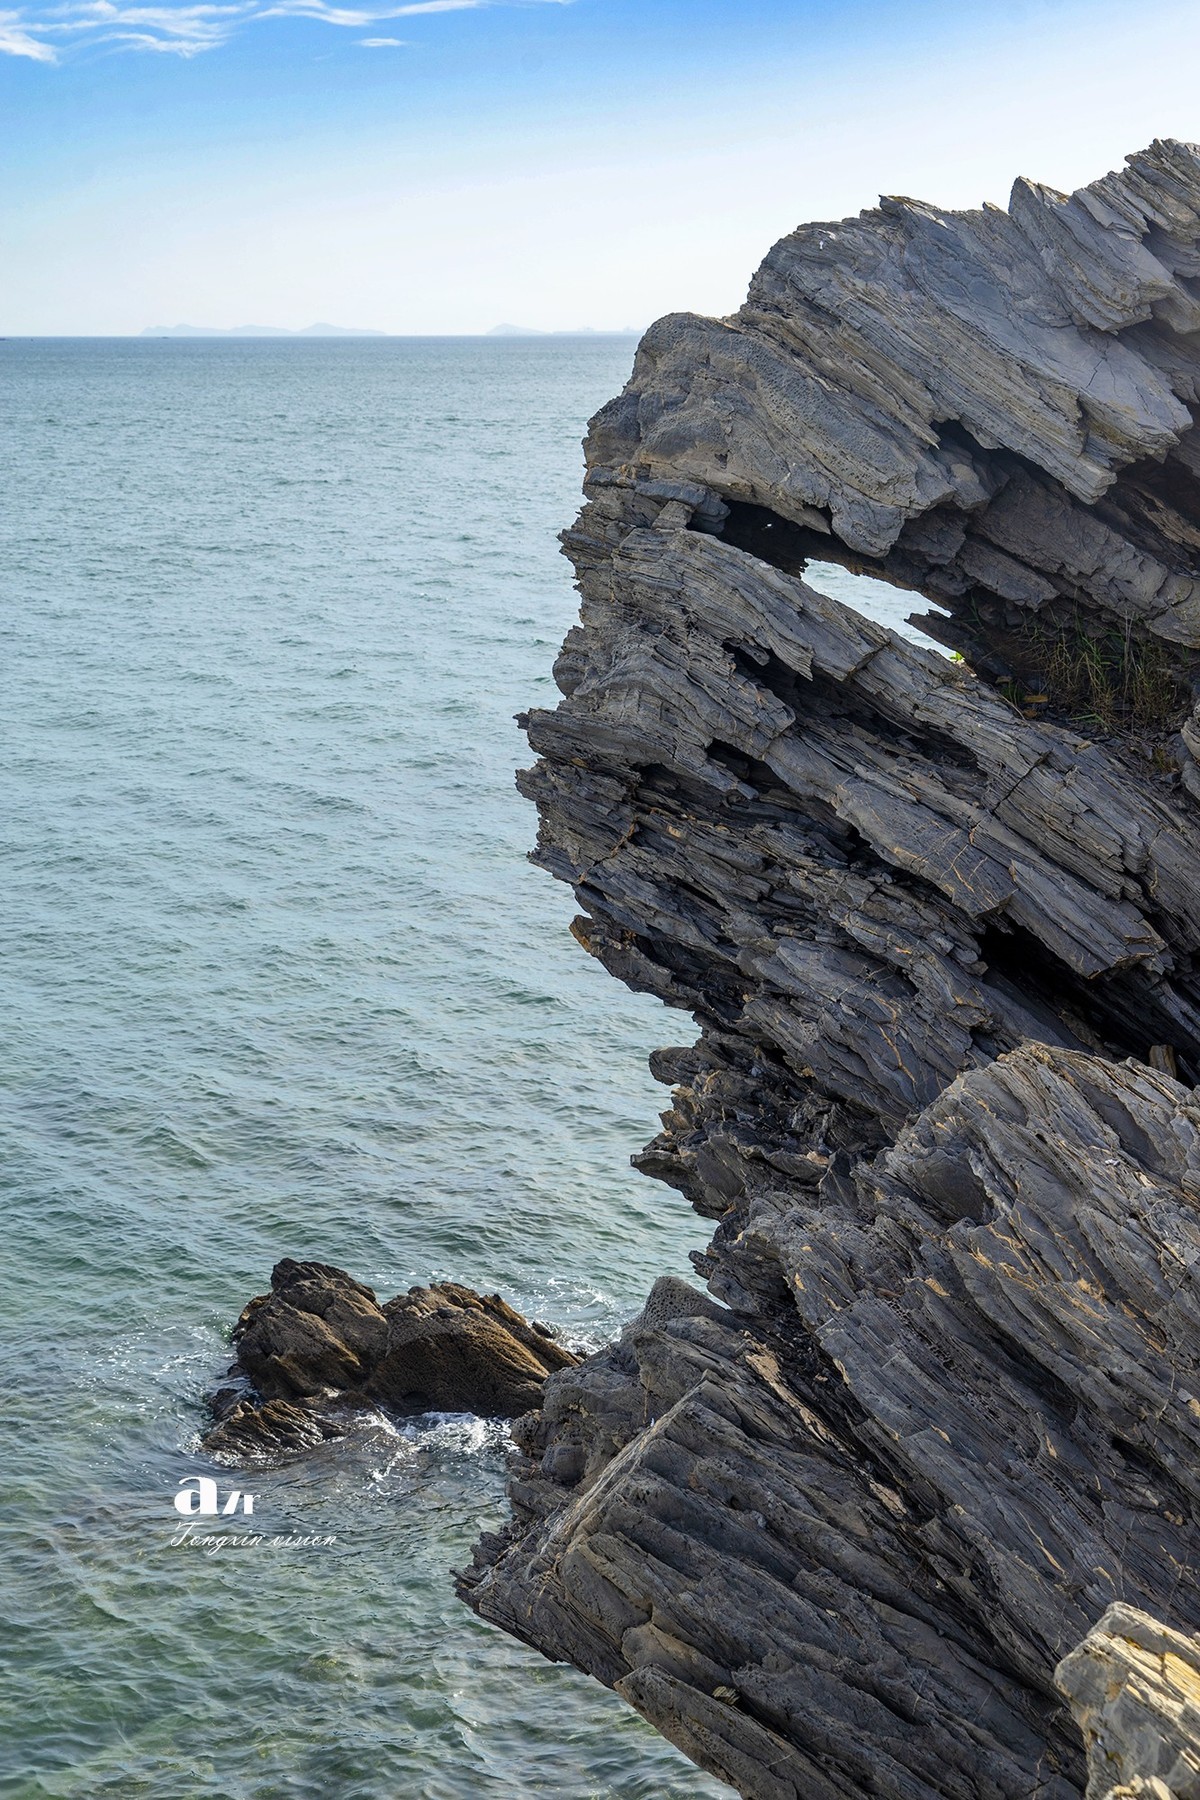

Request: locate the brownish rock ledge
(458, 141), (1200, 1798)
(203, 1259), (577, 1460)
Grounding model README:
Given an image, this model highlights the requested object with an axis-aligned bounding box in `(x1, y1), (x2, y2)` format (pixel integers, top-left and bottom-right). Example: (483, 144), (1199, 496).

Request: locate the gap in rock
(713, 496), (1196, 743)
(806, 559), (952, 651)
(697, 730), (1200, 1080)
(714, 499), (953, 654)
(977, 919), (1200, 1083)
(1094, 435), (1200, 572)
(725, 644), (984, 784)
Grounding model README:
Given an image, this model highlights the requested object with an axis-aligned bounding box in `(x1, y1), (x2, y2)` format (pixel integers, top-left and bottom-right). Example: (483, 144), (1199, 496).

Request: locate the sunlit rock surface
(1057, 1604), (1200, 1800)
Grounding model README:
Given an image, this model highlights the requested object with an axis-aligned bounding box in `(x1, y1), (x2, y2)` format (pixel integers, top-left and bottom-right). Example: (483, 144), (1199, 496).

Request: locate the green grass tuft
(1000, 612), (1186, 734)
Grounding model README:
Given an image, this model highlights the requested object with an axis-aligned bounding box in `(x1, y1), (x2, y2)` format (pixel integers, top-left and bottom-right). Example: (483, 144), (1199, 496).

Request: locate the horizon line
(0, 329), (646, 339)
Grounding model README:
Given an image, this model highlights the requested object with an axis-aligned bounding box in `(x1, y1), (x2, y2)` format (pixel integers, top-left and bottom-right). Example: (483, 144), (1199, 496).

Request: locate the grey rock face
(460, 141), (1200, 1798)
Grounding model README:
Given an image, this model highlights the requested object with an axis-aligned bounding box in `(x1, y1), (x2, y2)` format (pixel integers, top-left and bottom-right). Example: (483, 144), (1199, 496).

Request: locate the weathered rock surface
(460, 141), (1200, 1798)
(203, 1260), (577, 1460)
(1057, 1604), (1200, 1800)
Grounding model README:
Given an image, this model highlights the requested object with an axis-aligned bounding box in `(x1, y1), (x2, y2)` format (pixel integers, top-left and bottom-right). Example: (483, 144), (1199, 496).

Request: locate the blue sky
(3, 0), (1200, 332)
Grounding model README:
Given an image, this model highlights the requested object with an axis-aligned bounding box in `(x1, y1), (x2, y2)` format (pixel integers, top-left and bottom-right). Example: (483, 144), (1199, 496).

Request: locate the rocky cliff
(459, 142), (1200, 1799)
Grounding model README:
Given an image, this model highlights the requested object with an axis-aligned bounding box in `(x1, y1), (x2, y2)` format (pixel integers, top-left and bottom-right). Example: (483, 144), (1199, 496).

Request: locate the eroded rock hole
(712, 496), (1195, 740)
(715, 499), (952, 655)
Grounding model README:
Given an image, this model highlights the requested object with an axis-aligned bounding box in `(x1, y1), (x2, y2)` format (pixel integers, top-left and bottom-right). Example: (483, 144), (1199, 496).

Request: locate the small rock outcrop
(460, 141), (1200, 1798)
(1057, 1604), (1200, 1800)
(203, 1260), (577, 1460)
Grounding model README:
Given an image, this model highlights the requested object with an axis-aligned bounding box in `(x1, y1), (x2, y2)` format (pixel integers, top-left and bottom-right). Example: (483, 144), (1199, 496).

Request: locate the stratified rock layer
(461, 142), (1200, 1798)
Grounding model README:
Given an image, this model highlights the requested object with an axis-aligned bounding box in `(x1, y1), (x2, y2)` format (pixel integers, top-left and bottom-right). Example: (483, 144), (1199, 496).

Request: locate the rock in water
(202, 1260), (577, 1459)
(234, 1259), (388, 1399)
(366, 1281), (576, 1418)
(459, 141), (1200, 1798)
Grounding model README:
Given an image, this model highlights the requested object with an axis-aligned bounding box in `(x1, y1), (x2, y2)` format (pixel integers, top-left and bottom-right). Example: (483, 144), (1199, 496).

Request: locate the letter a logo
(174, 1476), (219, 1515)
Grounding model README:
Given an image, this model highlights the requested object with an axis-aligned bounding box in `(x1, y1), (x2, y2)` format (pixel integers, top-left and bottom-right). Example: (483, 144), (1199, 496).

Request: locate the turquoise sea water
(0, 337), (917, 1799)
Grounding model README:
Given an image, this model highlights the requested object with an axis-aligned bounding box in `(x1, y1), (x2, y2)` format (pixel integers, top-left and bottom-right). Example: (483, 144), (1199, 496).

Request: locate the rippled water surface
(0, 337), (916, 1800)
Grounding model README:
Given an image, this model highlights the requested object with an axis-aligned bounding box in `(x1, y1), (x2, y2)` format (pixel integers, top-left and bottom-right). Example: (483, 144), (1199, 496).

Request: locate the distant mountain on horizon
(487, 323), (641, 337)
(141, 323), (388, 338)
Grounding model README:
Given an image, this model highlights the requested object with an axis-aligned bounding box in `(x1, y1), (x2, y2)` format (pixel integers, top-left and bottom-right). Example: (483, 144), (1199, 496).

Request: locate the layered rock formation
(460, 142), (1200, 1796)
(204, 1259), (576, 1459)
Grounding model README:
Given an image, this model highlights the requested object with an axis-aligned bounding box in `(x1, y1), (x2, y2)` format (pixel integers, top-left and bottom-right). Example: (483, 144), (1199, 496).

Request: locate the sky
(2, 0), (1200, 334)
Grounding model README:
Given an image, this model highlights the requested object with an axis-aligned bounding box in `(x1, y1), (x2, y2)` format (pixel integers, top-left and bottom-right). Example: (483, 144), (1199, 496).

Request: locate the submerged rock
(202, 1259), (577, 1460)
(460, 140), (1200, 1798)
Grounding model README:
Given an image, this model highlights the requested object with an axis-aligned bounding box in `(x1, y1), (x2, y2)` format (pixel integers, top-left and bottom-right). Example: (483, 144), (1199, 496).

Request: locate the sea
(0, 336), (921, 1800)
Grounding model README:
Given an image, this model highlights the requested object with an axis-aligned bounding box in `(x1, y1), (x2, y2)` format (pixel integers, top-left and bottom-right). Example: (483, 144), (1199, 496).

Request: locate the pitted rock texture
(203, 1260), (577, 1460)
(460, 141), (1200, 1799)
(1056, 1604), (1200, 1800)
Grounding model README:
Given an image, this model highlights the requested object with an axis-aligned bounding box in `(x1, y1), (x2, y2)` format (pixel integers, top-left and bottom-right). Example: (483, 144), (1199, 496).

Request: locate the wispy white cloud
(1, 0), (564, 59)
(257, 0), (387, 25)
(0, 8), (59, 54)
(371, 1), (480, 12)
(38, 0), (248, 52)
